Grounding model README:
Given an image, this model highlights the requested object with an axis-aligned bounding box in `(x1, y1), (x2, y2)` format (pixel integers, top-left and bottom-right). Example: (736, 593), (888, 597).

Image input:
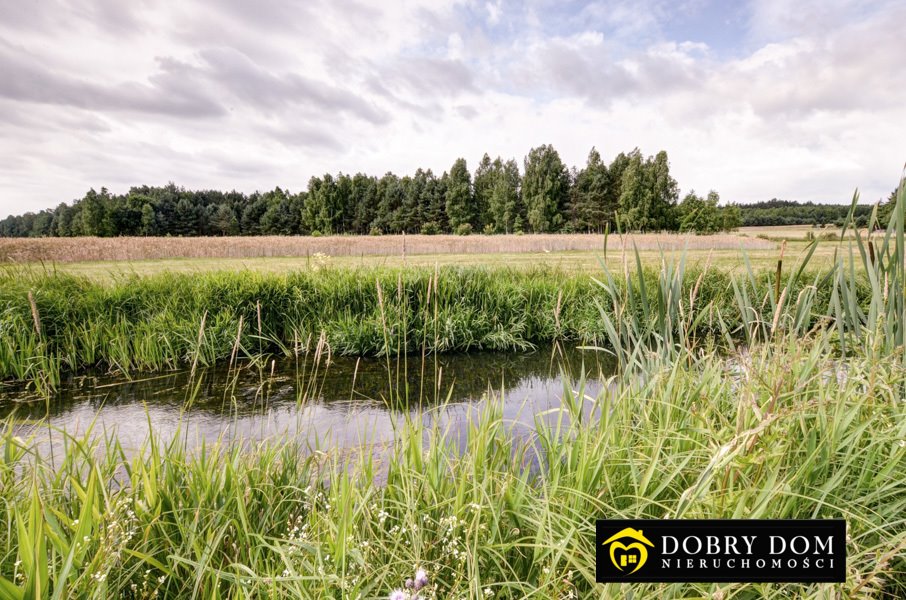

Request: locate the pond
(1, 346), (615, 464)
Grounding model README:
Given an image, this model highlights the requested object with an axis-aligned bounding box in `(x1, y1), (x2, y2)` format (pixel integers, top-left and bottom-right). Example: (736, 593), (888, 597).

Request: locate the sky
(0, 0), (904, 218)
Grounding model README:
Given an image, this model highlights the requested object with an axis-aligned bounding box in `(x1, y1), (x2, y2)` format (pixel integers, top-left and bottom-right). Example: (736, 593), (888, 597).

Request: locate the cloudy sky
(1, 0), (903, 218)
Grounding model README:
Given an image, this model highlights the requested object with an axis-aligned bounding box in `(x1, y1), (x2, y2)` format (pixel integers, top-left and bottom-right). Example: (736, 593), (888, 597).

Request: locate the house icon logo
(601, 527), (654, 575)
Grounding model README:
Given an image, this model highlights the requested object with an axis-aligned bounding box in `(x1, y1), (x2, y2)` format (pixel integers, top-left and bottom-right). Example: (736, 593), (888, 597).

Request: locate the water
(0, 347), (615, 464)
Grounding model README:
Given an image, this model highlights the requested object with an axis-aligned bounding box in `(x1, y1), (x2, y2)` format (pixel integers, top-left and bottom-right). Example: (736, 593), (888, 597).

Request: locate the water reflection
(1, 346), (615, 463)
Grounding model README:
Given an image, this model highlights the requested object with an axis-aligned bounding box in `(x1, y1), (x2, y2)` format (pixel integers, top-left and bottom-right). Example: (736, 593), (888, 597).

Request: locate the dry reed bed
(0, 233), (774, 263)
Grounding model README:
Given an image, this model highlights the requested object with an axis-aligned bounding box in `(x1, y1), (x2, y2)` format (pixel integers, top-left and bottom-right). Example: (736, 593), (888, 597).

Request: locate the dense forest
(5, 143), (869, 239)
(740, 199), (876, 227)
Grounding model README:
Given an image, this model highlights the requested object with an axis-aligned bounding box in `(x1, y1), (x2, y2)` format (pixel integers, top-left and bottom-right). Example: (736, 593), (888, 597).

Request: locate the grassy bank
(0, 263), (871, 394)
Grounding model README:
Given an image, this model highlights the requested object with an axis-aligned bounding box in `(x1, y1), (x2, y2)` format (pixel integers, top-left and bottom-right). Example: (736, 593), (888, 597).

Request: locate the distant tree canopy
(739, 198), (875, 227)
(3, 145), (751, 238)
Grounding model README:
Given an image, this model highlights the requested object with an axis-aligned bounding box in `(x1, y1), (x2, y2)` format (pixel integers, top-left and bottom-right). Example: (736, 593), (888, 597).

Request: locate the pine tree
(374, 173), (404, 233)
(303, 176), (340, 234)
(571, 147), (611, 232)
(350, 174), (378, 235)
(261, 188), (298, 235)
(473, 153), (495, 230)
(211, 204), (238, 235)
(421, 170), (447, 232)
(445, 158), (473, 233)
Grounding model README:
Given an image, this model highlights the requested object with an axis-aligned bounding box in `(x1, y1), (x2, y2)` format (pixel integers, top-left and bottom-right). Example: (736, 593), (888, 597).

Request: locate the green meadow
(0, 188), (904, 598)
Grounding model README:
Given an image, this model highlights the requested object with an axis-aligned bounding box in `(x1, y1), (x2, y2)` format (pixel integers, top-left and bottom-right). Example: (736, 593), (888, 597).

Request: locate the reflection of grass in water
(0, 174), (904, 597)
(0, 344), (612, 423)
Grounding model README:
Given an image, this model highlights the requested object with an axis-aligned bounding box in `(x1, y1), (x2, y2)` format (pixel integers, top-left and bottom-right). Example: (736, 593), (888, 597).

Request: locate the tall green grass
(0, 330), (903, 598)
(0, 169), (904, 599)
(0, 265), (870, 394)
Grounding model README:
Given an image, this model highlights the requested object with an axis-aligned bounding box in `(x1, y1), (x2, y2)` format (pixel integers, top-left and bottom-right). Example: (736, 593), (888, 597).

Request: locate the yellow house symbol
(602, 527), (655, 574)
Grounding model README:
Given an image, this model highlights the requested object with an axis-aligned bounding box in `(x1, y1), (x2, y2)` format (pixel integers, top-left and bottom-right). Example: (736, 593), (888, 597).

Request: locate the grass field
(2, 205), (904, 598)
(5, 247), (814, 279)
(3, 227), (881, 281)
(0, 232), (774, 263)
(737, 224), (852, 239)
(0, 229), (863, 280)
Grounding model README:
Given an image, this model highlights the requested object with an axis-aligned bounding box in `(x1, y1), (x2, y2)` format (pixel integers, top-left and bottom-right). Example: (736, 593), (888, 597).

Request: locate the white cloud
(0, 0), (903, 218)
(485, 0), (502, 25)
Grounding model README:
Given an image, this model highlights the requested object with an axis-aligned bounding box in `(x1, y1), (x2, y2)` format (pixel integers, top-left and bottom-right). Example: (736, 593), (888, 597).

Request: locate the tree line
(1, 145), (745, 238)
(740, 199), (875, 227)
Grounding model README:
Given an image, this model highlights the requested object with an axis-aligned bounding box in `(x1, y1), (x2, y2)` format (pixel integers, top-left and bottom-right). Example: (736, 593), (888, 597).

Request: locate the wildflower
(389, 590), (407, 600)
(414, 568), (428, 590)
(484, 587), (494, 597)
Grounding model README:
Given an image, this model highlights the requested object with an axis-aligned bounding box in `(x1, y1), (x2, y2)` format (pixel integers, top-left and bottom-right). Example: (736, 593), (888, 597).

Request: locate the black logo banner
(596, 519), (846, 583)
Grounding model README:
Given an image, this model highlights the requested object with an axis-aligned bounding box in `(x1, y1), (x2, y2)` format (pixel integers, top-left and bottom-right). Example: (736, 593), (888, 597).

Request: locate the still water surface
(1, 347), (614, 461)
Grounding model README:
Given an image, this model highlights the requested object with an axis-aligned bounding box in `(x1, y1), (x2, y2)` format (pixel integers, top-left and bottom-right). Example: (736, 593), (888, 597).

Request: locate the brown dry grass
(0, 233), (774, 263)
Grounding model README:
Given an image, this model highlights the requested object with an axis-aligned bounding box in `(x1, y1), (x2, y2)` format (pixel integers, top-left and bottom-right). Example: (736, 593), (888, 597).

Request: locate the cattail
(256, 300), (262, 335)
(27, 291), (41, 337)
(775, 240), (786, 303)
(433, 262), (439, 297)
(376, 279), (385, 316)
(771, 287), (787, 337)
